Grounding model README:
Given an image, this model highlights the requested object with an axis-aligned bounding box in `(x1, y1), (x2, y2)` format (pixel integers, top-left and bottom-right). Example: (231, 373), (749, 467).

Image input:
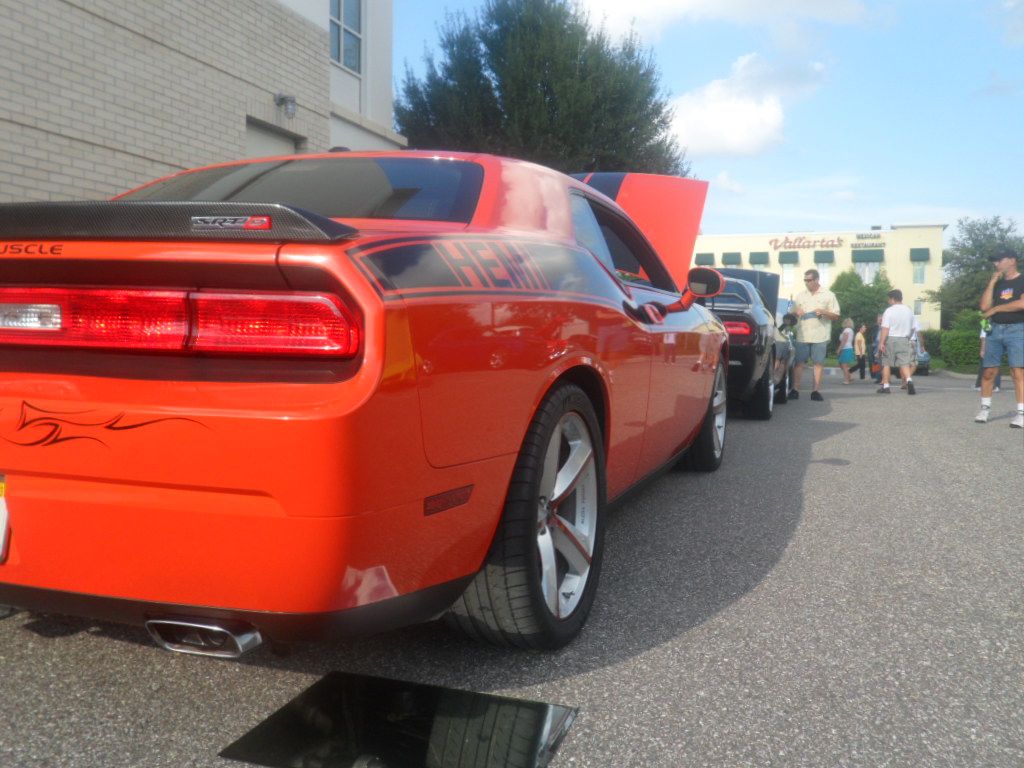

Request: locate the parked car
(0, 152), (729, 656)
(915, 348), (931, 375)
(698, 276), (794, 418)
(717, 268), (796, 403)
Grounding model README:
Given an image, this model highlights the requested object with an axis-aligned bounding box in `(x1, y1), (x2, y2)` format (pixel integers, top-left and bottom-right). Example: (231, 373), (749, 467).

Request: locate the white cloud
(713, 171), (745, 194)
(576, 0), (865, 38)
(1001, 0), (1024, 44)
(671, 54), (827, 158)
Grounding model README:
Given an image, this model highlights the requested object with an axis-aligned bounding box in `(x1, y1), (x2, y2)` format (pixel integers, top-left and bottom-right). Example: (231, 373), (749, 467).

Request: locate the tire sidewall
(511, 385), (607, 646)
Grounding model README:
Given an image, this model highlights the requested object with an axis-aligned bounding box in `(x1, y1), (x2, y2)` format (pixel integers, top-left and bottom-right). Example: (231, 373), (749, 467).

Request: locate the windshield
(121, 157), (484, 223)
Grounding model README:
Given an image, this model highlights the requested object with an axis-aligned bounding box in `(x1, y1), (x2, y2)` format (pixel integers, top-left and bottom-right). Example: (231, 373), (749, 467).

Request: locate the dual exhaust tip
(145, 617), (262, 658)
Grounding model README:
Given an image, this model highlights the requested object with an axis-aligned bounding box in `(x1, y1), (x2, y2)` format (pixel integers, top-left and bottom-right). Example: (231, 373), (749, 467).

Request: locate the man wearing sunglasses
(790, 269), (841, 401)
(976, 248), (1024, 427)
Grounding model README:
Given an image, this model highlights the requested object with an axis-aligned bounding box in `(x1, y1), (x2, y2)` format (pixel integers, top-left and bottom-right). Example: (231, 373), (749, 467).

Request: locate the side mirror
(666, 267), (724, 312)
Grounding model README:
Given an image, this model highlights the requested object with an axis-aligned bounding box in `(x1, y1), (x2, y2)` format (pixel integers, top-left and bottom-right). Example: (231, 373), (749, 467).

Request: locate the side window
(570, 194), (615, 273)
(571, 194), (676, 292)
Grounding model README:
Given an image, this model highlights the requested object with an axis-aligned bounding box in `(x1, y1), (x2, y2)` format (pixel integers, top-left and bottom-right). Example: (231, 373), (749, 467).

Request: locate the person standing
(838, 318), (855, 384)
(853, 323), (868, 380)
(976, 248), (1024, 427)
(877, 289), (917, 395)
(974, 318), (1001, 391)
(870, 314), (884, 383)
(789, 269), (841, 401)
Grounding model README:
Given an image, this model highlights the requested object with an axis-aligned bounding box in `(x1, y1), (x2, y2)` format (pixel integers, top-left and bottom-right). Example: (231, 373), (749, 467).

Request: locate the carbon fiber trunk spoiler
(0, 201), (358, 243)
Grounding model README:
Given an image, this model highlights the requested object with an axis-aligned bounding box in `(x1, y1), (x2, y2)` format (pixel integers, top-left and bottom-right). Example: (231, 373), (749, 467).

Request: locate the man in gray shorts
(877, 289), (917, 395)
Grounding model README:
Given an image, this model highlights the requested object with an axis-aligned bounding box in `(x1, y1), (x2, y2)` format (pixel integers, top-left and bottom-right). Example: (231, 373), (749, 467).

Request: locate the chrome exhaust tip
(145, 617), (262, 658)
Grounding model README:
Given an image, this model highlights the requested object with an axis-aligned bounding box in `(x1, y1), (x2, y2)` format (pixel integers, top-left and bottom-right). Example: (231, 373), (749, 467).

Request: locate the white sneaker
(1012, 412), (1024, 429)
(975, 406), (991, 423)
(994, 387), (1001, 393)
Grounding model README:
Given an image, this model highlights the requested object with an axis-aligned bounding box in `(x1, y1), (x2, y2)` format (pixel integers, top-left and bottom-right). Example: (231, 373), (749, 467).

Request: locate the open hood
(574, 172), (708, 290)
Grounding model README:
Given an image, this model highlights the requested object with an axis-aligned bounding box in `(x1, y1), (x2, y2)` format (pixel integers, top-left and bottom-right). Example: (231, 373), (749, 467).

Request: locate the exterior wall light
(274, 93), (297, 119)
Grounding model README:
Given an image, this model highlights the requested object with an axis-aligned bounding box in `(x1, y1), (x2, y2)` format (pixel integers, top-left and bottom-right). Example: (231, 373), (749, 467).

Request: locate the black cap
(990, 247), (1018, 262)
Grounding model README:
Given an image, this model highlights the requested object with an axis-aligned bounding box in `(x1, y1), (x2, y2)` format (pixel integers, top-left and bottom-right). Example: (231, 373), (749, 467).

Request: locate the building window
(914, 299), (924, 315)
(782, 264), (795, 286)
(855, 262), (881, 284)
(330, 0), (362, 74)
(817, 264), (830, 286)
(913, 262), (926, 284)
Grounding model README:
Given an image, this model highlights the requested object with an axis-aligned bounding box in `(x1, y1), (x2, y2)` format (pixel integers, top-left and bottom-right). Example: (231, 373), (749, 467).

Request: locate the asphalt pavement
(1, 369), (1022, 767)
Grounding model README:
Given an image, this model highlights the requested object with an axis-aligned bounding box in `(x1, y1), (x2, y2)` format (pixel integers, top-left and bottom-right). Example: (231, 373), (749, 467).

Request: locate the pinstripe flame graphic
(5, 401), (205, 448)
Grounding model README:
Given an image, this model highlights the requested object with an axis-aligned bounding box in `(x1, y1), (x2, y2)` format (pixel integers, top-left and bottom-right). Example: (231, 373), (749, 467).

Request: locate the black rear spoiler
(0, 201), (358, 243)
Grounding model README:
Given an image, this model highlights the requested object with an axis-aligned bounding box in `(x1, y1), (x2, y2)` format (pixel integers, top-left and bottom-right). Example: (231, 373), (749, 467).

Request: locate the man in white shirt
(877, 289), (917, 395)
(790, 269), (841, 401)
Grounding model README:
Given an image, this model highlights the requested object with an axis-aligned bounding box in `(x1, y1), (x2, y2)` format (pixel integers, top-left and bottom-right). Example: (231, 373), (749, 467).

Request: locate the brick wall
(0, 0), (330, 202)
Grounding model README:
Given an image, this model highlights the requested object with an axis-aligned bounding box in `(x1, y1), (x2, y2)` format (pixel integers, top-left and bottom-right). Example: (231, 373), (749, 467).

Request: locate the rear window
(121, 157), (484, 223)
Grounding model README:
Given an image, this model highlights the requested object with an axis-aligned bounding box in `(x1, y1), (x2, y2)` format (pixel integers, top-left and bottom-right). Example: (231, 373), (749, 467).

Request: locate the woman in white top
(838, 318), (855, 384)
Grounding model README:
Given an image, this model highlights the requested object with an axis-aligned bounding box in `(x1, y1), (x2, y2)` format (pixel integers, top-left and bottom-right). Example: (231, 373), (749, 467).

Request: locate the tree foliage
(926, 216), (1023, 328)
(828, 269), (894, 347)
(395, 0), (688, 175)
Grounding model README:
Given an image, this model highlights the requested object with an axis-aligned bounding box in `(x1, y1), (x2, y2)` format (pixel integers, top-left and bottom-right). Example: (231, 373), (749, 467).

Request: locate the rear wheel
(684, 362), (727, 471)
(446, 383), (606, 649)
(747, 353), (775, 420)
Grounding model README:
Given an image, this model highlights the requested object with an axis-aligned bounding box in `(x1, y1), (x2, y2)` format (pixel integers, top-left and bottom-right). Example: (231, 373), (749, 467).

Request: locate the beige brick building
(0, 0), (404, 203)
(694, 224), (946, 330)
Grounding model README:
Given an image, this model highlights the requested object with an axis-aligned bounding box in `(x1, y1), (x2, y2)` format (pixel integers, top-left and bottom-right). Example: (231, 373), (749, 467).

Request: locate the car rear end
(0, 155), (502, 652)
(700, 281), (769, 401)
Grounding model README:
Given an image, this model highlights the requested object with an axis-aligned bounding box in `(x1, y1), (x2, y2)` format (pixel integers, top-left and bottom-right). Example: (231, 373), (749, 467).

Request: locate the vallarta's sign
(768, 236), (844, 251)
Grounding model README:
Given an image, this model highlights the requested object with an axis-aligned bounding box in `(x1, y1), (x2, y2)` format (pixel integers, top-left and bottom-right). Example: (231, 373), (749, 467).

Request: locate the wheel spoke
(551, 514), (592, 574)
(550, 440), (593, 507)
(536, 527), (560, 618)
(539, 426), (561, 501)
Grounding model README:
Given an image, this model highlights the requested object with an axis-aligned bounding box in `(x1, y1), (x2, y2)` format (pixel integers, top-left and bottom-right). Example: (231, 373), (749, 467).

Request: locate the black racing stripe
(362, 242), (462, 291)
(580, 172), (628, 201)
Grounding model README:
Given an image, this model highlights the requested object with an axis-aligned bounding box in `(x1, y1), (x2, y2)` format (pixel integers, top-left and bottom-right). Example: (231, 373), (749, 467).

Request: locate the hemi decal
(353, 237), (623, 305)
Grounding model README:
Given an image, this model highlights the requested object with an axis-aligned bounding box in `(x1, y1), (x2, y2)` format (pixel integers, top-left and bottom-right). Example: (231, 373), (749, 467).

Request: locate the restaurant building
(693, 224), (945, 329)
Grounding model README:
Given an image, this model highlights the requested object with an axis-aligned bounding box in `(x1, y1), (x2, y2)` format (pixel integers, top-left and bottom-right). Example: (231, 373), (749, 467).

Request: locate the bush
(941, 329), (979, 369)
(921, 329), (942, 358)
(951, 308), (982, 333)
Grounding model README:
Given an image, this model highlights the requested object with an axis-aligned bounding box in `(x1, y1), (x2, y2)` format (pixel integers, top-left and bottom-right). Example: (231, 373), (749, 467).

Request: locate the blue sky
(393, 0), (1024, 242)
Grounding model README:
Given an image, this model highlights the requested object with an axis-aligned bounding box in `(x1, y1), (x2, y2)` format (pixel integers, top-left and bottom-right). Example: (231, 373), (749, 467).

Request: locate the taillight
(0, 288), (359, 358)
(0, 288), (188, 350)
(191, 292), (358, 356)
(723, 321), (753, 338)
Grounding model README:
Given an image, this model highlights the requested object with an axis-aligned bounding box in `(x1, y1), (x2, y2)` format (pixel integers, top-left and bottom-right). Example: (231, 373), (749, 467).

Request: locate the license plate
(0, 476), (8, 563)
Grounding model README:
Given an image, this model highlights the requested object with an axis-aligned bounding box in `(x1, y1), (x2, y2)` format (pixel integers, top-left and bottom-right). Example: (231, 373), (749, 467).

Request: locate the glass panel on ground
(220, 671), (577, 768)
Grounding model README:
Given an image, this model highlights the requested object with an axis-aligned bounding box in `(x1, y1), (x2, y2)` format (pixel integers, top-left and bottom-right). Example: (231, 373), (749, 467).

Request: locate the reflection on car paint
(220, 671), (577, 768)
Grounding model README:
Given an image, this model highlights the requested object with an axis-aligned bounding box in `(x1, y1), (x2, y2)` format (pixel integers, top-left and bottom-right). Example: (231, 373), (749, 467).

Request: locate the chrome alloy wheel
(536, 411), (598, 619)
(711, 364), (727, 458)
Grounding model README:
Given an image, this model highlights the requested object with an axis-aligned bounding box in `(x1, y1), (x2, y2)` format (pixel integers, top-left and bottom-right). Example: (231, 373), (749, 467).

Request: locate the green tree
(828, 269), (894, 347)
(925, 216), (1023, 328)
(395, 0), (688, 175)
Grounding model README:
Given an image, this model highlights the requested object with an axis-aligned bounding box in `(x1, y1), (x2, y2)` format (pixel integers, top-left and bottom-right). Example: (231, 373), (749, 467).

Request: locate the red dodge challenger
(0, 152), (727, 656)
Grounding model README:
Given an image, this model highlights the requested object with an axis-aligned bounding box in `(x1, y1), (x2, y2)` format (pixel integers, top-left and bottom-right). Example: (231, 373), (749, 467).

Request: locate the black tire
(684, 362), (727, 471)
(774, 364), (789, 404)
(426, 691), (544, 768)
(445, 383), (606, 649)
(747, 353), (775, 420)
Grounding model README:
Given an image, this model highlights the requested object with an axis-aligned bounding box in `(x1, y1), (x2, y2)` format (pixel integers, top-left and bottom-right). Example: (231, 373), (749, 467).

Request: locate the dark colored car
(698, 276), (793, 419)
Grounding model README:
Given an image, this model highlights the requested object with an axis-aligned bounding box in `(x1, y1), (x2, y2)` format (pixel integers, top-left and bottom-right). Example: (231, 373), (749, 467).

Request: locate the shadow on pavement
(14, 402), (856, 693)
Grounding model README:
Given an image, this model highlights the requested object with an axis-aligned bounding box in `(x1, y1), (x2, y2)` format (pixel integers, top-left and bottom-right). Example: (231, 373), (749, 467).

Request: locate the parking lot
(1, 370), (1022, 768)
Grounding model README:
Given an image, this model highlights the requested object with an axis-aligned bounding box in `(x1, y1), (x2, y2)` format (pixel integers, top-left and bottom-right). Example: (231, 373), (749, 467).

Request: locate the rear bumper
(726, 345), (759, 399)
(0, 576), (473, 642)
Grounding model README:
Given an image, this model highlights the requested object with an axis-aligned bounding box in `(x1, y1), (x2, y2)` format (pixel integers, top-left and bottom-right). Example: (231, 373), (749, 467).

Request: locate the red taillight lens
(0, 288), (359, 357)
(0, 288), (188, 349)
(191, 292), (358, 356)
(723, 321), (753, 337)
